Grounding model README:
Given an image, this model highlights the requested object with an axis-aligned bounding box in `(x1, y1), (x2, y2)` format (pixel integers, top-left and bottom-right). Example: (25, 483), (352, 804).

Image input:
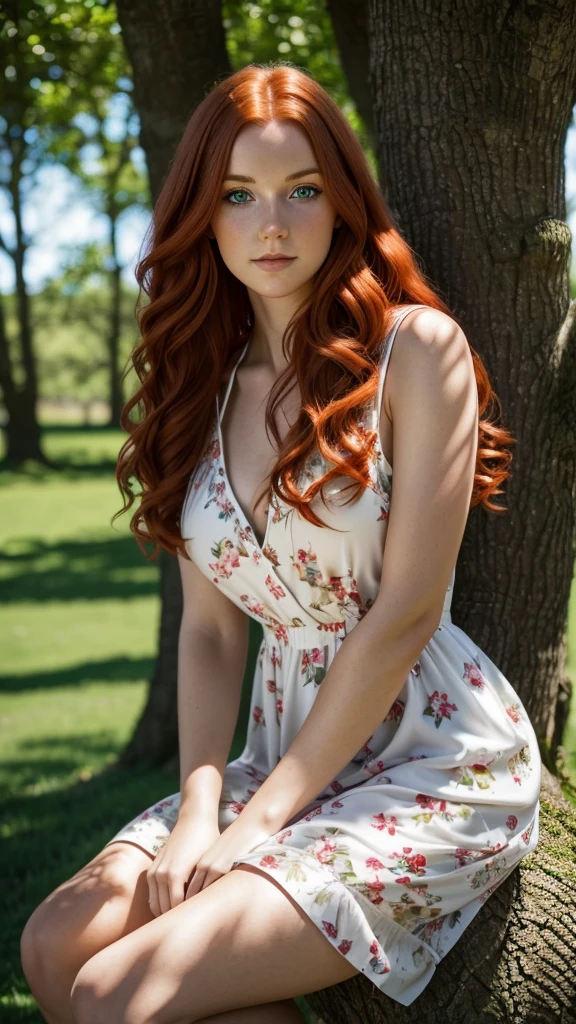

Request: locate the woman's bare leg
(194, 1001), (306, 1023)
(20, 840), (155, 1024)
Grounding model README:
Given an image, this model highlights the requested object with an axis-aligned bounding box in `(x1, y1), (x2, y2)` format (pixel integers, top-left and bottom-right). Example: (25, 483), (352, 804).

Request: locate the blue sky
(1, 120), (575, 296)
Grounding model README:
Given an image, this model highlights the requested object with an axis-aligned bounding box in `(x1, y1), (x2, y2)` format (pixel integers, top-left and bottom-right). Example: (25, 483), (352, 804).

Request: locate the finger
(185, 868), (205, 899)
(147, 872), (160, 918)
(157, 873), (172, 917)
(168, 876), (186, 910)
(150, 868), (171, 917)
(199, 868), (220, 892)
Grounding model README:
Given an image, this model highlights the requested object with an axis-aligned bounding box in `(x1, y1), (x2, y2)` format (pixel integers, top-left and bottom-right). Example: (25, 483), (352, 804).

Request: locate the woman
(21, 61), (541, 1023)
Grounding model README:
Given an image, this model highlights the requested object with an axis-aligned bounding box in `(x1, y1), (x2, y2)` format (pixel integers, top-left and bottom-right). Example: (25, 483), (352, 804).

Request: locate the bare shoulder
(384, 306), (471, 420)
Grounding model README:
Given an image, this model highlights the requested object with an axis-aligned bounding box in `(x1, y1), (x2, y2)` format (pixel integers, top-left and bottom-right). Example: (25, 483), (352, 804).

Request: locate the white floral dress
(105, 303), (541, 1006)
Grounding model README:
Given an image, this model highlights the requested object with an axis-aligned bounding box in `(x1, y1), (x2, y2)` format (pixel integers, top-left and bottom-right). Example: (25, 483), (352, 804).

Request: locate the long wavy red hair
(113, 61), (515, 560)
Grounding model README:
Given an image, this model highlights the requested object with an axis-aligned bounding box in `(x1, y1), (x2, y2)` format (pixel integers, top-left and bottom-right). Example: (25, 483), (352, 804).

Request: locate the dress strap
(217, 340), (251, 423)
(376, 304), (430, 421)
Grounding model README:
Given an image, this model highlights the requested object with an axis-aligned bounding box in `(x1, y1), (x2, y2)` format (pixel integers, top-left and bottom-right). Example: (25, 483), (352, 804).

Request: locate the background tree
(0, 241), (141, 421)
(0, 0), (140, 462)
(62, 95), (148, 427)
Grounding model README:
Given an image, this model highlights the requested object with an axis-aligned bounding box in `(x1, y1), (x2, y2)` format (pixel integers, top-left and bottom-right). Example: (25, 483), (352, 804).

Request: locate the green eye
(222, 184), (322, 204)
(293, 185), (318, 199)
(223, 188), (250, 204)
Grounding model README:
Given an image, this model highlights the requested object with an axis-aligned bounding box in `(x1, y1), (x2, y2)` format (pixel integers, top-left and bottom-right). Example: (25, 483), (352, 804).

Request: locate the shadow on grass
(1, 729), (148, 795)
(0, 425), (128, 482)
(1, 535), (159, 605)
(0, 654), (154, 693)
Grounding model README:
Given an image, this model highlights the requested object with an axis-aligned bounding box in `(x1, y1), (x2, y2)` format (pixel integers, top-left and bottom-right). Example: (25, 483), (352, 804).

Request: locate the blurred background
(1, 3), (575, 1020)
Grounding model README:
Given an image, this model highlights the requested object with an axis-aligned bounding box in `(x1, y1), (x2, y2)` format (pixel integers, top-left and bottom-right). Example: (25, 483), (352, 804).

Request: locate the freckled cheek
(211, 215), (251, 260)
(212, 204), (334, 257)
(290, 203), (334, 234)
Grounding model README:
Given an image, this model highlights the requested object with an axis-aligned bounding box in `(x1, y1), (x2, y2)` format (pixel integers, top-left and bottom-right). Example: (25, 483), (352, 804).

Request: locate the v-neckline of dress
(214, 332), (395, 553)
(215, 339), (274, 552)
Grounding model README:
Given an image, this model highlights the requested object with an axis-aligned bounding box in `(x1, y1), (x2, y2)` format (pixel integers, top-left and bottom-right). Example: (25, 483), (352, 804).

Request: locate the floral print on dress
(107, 306), (541, 1008)
(265, 574), (287, 601)
(385, 698), (405, 723)
(369, 440), (392, 522)
(290, 544), (374, 623)
(507, 744), (532, 785)
(505, 702), (522, 725)
(266, 675), (285, 726)
(301, 647), (326, 688)
(411, 794), (474, 827)
(423, 689), (459, 728)
(463, 658), (487, 691)
(450, 752), (500, 791)
(208, 538), (245, 582)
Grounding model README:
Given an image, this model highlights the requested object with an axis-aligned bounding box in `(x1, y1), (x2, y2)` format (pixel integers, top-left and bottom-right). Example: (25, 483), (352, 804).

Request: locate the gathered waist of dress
(261, 607), (452, 651)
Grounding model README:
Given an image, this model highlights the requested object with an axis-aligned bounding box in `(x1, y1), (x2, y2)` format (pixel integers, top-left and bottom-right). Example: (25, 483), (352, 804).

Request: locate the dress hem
(230, 842), (441, 1006)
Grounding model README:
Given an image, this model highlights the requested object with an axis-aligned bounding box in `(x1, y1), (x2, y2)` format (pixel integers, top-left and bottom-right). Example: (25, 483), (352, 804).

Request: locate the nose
(257, 200), (289, 242)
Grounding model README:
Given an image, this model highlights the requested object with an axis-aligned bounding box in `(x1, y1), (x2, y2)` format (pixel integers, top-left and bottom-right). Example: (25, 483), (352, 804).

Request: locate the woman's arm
(176, 551), (249, 824)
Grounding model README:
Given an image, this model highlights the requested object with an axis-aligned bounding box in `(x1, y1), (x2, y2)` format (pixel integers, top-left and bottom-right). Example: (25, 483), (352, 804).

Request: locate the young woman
(21, 61), (541, 1023)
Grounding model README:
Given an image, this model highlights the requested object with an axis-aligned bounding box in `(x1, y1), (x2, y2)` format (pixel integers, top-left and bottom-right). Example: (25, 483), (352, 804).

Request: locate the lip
(253, 256), (296, 270)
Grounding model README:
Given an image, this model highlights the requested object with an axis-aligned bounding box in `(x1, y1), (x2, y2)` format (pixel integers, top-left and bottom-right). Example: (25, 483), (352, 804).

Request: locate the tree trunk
(117, 548), (183, 768)
(0, 151), (47, 467)
(367, 0), (576, 765)
(115, 0), (231, 206)
(113, 0), (232, 766)
(107, 216), (123, 429)
(325, 0), (375, 145)
(0, 293), (45, 463)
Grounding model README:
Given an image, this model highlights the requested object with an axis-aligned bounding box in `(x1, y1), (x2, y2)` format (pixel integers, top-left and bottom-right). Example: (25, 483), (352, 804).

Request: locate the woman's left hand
(184, 815), (273, 898)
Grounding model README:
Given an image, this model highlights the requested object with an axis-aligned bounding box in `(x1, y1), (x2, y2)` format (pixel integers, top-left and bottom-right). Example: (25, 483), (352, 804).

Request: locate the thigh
(43, 840), (154, 917)
(71, 862), (360, 1024)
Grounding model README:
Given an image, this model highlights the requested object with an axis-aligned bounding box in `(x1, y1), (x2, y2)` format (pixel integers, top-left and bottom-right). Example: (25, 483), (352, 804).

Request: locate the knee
(70, 961), (113, 1024)
(20, 901), (56, 992)
(70, 952), (145, 1024)
(20, 847), (144, 994)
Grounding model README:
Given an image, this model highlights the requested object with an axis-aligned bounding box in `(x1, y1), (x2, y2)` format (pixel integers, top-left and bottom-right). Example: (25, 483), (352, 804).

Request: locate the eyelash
(221, 184), (323, 205)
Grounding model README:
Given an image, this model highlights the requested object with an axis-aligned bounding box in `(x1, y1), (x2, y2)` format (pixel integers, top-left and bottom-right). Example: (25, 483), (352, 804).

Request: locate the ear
(334, 215), (342, 229)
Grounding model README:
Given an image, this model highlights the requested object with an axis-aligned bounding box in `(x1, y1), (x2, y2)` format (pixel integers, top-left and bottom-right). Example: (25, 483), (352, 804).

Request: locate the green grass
(0, 425), (575, 1023)
(0, 428), (168, 1020)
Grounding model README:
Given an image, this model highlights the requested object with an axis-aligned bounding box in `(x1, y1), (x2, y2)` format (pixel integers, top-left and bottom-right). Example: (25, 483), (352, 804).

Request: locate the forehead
(227, 121), (316, 169)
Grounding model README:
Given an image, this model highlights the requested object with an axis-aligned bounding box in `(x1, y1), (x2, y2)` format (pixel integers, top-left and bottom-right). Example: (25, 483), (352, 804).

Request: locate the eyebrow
(222, 167), (321, 183)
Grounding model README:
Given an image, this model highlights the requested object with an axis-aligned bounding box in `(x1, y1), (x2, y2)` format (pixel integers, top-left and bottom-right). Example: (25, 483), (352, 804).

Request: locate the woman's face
(208, 120), (341, 302)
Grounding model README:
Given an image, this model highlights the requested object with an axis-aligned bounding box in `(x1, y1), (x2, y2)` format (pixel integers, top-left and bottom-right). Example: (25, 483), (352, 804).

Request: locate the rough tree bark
(304, 1), (576, 1021)
(325, 0), (375, 145)
(366, 0), (576, 765)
